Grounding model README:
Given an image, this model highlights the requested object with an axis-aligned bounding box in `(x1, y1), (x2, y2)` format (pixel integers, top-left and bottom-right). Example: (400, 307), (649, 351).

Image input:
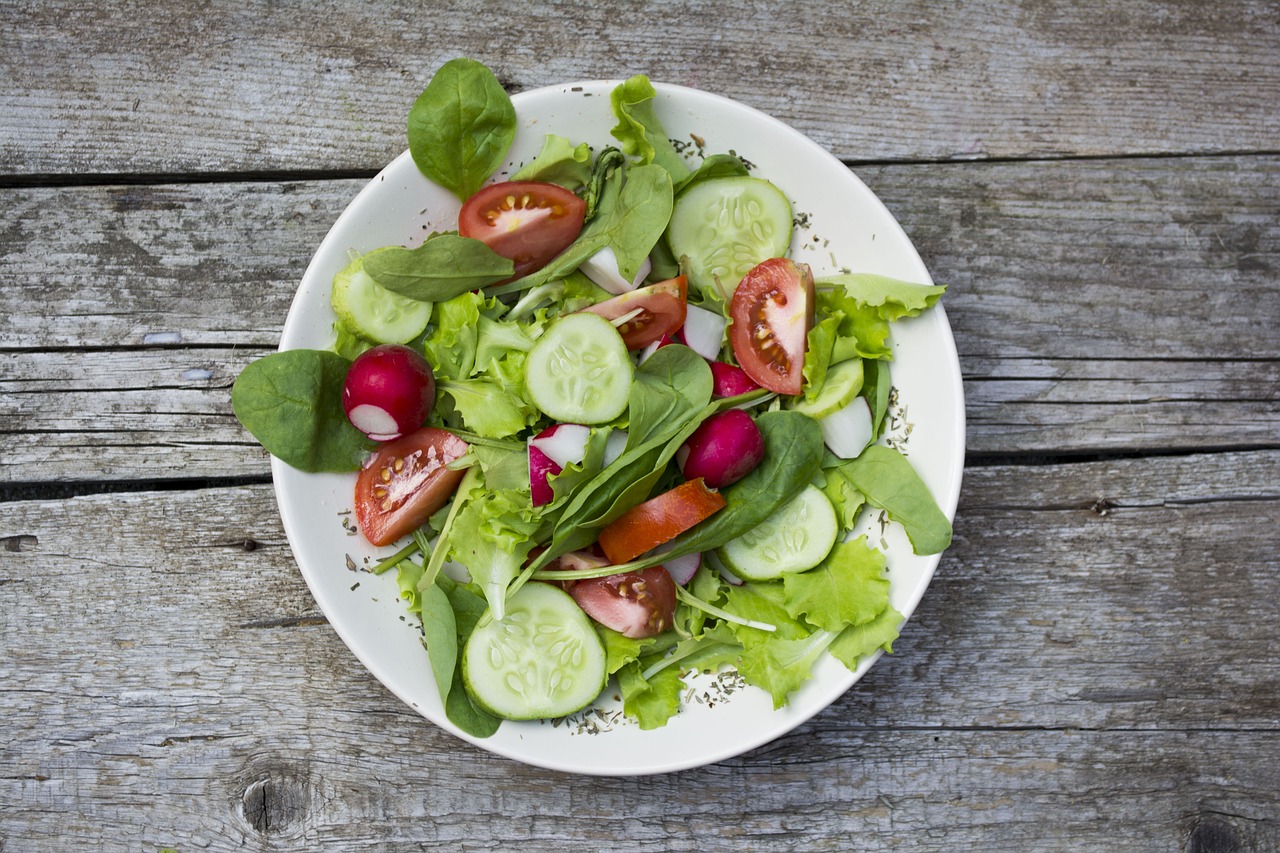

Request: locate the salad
(233, 59), (952, 736)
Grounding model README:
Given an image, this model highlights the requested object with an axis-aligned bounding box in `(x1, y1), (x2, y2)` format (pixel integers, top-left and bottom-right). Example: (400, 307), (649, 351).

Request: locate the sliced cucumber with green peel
(462, 582), (608, 721)
(789, 359), (865, 419)
(718, 484), (839, 581)
(666, 176), (793, 300)
(525, 312), (633, 424)
(331, 249), (434, 344)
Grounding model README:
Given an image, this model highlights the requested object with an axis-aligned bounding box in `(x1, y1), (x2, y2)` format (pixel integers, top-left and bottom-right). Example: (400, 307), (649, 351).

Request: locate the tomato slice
(596, 478), (726, 564)
(728, 258), (815, 395)
(354, 427), (469, 546)
(577, 275), (688, 350)
(458, 181), (586, 280)
(568, 568), (678, 639)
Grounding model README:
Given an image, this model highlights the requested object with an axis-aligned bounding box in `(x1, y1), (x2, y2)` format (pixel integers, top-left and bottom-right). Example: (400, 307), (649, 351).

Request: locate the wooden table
(3, 2), (1278, 850)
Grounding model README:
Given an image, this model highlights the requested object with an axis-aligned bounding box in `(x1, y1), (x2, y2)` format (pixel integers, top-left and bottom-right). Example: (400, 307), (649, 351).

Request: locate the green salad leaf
(839, 444), (954, 555)
(364, 234), (514, 303)
(408, 57), (516, 201)
(609, 74), (691, 184)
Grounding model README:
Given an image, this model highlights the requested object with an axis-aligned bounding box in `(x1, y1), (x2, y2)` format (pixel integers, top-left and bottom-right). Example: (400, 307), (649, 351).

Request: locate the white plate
(273, 79), (965, 775)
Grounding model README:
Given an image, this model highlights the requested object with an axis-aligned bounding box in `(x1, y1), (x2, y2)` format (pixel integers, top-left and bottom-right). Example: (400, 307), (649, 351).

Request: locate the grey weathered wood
(3, 1), (1279, 177)
(3, 155), (1277, 481)
(2, 451), (1277, 849)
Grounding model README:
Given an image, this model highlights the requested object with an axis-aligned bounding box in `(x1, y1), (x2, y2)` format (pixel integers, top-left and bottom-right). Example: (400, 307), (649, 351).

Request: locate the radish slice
(704, 550), (743, 586)
(580, 246), (651, 295)
(710, 361), (761, 398)
(529, 423), (591, 469)
(680, 304), (727, 361)
(821, 395), (874, 459)
(528, 444), (562, 507)
(661, 551), (701, 586)
(604, 429), (629, 466)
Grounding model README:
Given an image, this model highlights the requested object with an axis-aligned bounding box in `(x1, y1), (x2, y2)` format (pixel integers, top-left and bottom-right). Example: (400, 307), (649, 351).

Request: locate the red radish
(660, 551), (702, 586)
(342, 345), (436, 441)
(709, 361), (761, 398)
(677, 409), (765, 488)
(680, 304), (727, 360)
(529, 423), (591, 468)
(568, 567), (678, 639)
(528, 443), (561, 507)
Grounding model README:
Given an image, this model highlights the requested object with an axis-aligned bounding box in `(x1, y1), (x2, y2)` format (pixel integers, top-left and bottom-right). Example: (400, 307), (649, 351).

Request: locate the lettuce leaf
(609, 75), (691, 184)
(512, 134), (593, 190)
(781, 536), (889, 632)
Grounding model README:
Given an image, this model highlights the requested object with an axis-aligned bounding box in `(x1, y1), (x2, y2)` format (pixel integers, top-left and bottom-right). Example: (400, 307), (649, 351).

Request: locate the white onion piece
(580, 246), (651, 295)
(604, 429), (629, 466)
(662, 551), (702, 586)
(529, 423), (591, 468)
(680, 303), (727, 360)
(821, 396), (874, 459)
(638, 338), (663, 364)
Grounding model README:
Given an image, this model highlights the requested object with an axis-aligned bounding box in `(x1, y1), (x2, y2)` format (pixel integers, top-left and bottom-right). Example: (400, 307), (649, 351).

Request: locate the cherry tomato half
(728, 258), (815, 395)
(596, 478), (726, 565)
(458, 181), (586, 280)
(568, 568), (678, 639)
(354, 427), (469, 546)
(578, 275), (688, 349)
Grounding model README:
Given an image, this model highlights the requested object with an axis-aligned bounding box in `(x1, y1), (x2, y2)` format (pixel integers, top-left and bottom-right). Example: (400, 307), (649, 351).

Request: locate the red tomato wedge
(458, 181), (586, 280)
(354, 427), (469, 546)
(596, 478), (726, 564)
(728, 258), (815, 395)
(568, 567), (678, 639)
(578, 275), (688, 350)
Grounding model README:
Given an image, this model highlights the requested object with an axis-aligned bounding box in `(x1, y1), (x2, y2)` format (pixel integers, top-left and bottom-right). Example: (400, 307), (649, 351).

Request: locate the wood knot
(240, 767), (310, 836)
(3, 534), (38, 553)
(1188, 814), (1244, 853)
(1089, 498), (1115, 517)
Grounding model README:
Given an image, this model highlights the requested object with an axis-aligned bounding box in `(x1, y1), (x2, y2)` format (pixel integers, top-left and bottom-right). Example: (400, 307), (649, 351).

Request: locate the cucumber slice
(462, 582), (608, 720)
(331, 249), (434, 344)
(525, 312), (632, 424)
(789, 359), (865, 418)
(666, 176), (793, 300)
(718, 484), (839, 581)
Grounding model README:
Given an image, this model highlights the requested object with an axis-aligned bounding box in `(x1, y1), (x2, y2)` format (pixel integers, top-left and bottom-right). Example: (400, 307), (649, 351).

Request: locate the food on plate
(231, 58), (953, 735)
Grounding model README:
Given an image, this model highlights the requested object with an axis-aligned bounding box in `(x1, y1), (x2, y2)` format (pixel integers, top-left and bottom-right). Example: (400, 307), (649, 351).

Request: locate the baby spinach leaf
(626, 344), (713, 450)
(840, 444), (953, 555)
(635, 410), (826, 564)
(408, 58), (516, 201)
(231, 349), (372, 472)
(364, 234), (514, 303)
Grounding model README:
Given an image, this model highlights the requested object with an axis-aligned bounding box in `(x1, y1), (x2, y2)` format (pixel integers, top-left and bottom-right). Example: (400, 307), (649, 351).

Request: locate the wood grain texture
(2, 0), (1278, 177)
(2, 451), (1277, 850)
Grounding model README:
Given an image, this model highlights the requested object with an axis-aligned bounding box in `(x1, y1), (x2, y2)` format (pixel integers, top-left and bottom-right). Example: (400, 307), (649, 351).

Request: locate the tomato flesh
(354, 427), (469, 546)
(728, 258), (815, 395)
(596, 478), (726, 564)
(568, 567), (678, 639)
(458, 181), (586, 280)
(578, 275), (688, 349)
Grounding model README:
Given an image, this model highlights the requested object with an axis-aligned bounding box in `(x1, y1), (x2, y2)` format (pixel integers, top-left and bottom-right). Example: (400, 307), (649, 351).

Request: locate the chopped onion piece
(821, 396), (874, 459)
(580, 246), (651, 295)
(680, 304), (727, 360)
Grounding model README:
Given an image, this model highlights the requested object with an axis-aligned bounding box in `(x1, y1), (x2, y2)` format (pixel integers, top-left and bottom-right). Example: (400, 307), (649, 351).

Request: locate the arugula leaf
(609, 74), (691, 184)
(408, 58), (516, 201)
(840, 444), (953, 555)
(364, 234), (514, 303)
(231, 349), (373, 472)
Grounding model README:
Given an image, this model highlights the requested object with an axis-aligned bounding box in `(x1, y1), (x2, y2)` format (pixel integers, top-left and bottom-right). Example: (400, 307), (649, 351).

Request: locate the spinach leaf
(408, 58), (516, 201)
(435, 574), (501, 737)
(625, 345), (713, 450)
(231, 349), (372, 472)
(629, 410), (826, 566)
(840, 444), (953, 555)
(364, 234), (514, 303)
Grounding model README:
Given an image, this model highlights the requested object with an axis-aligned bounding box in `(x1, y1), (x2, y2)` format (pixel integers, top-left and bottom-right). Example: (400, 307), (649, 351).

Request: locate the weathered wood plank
(2, 154), (1276, 480)
(2, 451), (1278, 849)
(3, 1), (1279, 176)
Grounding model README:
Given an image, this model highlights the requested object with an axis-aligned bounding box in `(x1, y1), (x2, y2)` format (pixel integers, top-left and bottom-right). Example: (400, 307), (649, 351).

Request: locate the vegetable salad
(233, 59), (952, 735)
